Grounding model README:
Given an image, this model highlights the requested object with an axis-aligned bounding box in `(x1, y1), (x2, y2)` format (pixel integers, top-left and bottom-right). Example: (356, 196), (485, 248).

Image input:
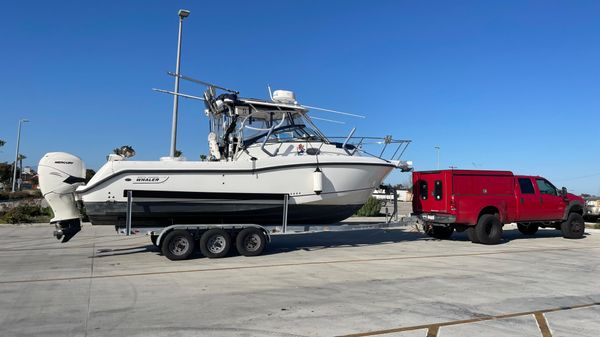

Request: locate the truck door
(535, 178), (565, 220)
(516, 177), (540, 220)
(415, 172), (447, 213)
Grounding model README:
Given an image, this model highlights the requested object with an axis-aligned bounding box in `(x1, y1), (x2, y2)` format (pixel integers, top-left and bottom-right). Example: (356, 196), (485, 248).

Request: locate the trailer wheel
(466, 227), (480, 243)
(561, 213), (585, 239)
(236, 228), (267, 256)
(475, 214), (503, 244)
(161, 230), (195, 261)
(423, 224), (454, 240)
(200, 229), (232, 258)
(517, 223), (538, 235)
(150, 234), (159, 247)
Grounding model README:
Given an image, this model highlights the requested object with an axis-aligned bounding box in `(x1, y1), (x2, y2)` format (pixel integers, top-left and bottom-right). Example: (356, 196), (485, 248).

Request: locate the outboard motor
(38, 152), (86, 242)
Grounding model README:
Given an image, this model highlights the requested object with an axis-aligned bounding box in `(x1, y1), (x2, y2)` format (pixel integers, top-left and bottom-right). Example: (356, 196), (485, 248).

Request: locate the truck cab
(413, 170), (585, 244)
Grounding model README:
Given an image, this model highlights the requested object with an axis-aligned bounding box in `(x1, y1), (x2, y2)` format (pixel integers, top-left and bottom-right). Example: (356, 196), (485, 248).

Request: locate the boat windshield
(241, 113), (327, 147)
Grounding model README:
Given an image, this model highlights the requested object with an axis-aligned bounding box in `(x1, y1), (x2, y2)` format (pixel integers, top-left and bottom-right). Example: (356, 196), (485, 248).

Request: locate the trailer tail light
(450, 195), (456, 211)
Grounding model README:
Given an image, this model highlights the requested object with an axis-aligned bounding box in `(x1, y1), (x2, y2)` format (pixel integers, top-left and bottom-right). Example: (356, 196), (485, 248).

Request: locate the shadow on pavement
(264, 228), (425, 255)
(91, 226), (588, 259)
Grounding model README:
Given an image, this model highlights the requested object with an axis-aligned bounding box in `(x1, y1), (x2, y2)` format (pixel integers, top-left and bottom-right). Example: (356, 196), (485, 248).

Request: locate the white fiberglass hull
(78, 156), (395, 227)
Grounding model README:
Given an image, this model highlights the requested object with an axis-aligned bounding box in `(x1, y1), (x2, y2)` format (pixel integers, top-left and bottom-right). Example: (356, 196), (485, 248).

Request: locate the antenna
(153, 88), (205, 101)
(167, 72), (239, 94)
(301, 104), (366, 119)
(309, 116), (346, 124)
(267, 85), (273, 100)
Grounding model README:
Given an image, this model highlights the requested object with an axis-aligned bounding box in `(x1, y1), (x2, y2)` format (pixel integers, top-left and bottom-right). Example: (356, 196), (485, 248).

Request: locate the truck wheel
(424, 225), (454, 239)
(466, 227), (480, 243)
(236, 228), (267, 256)
(475, 214), (503, 244)
(517, 223), (538, 235)
(161, 230), (195, 261)
(561, 213), (585, 239)
(200, 229), (232, 258)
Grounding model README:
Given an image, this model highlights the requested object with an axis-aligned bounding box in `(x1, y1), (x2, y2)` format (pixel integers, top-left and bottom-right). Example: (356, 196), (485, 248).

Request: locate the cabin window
(518, 178), (535, 194)
(536, 179), (557, 196)
(434, 180), (443, 200)
(419, 180), (428, 200)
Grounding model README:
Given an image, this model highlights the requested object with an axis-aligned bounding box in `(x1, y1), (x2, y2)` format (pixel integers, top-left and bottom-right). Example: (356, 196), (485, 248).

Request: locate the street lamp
(12, 119), (29, 192)
(434, 146), (440, 170)
(169, 9), (191, 158)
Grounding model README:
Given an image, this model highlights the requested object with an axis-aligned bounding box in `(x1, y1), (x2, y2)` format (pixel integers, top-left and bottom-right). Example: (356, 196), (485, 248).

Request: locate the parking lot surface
(0, 222), (599, 337)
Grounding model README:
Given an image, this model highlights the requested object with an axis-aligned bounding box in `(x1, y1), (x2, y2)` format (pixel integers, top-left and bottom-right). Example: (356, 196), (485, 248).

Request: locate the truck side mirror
(561, 187), (567, 198)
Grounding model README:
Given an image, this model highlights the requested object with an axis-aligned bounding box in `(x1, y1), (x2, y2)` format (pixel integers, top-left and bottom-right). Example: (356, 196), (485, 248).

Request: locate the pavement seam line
(83, 242), (95, 337)
(335, 302), (600, 337)
(426, 325), (439, 337)
(0, 245), (598, 284)
(534, 312), (553, 337)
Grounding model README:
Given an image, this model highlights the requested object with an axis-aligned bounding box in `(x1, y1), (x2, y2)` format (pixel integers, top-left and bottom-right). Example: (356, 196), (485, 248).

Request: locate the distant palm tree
(113, 145), (135, 158)
(16, 154), (26, 190)
(17, 154), (26, 172)
(174, 149), (183, 158)
(0, 139), (5, 148)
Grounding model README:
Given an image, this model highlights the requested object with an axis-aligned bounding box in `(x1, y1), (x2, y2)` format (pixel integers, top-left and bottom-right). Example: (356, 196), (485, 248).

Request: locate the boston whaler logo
(133, 176), (169, 184)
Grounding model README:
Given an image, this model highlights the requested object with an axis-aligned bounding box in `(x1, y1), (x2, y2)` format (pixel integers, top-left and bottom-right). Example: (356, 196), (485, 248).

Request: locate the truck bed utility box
(412, 169), (586, 244)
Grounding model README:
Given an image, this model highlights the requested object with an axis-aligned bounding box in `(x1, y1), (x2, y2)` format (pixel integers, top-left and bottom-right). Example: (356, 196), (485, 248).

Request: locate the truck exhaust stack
(38, 152), (86, 242)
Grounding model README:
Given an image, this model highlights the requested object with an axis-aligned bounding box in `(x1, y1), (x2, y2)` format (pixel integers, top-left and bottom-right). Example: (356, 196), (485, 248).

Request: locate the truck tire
(475, 214), (503, 244)
(161, 230), (195, 261)
(200, 229), (232, 258)
(466, 227), (480, 243)
(424, 224), (454, 240)
(561, 213), (585, 239)
(236, 228), (267, 256)
(517, 223), (538, 235)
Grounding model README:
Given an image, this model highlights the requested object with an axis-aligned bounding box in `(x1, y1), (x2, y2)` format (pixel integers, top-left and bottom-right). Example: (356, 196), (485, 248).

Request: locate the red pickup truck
(412, 170), (586, 244)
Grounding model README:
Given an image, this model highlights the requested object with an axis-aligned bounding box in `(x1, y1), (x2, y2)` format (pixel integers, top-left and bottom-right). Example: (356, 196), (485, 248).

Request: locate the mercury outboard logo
(54, 161), (73, 164)
(133, 176), (169, 184)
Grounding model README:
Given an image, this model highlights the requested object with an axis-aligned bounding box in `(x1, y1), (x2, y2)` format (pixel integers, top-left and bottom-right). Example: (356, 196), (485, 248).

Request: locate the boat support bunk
(121, 188), (403, 261)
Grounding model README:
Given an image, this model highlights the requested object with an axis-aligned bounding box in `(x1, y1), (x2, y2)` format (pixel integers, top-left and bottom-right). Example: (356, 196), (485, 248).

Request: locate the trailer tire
(517, 223), (538, 235)
(236, 228), (267, 256)
(161, 230), (195, 260)
(561, 213), (585, 239)
(200, 229), (232, 258)
(466, 227), (480, 243)
(424, 224), (454, 240)
(475, 214), (503, 245)
(150, 234), (160, 248)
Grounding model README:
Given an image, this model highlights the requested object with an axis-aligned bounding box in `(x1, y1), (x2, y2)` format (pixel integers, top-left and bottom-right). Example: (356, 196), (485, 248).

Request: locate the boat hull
(85, 201), (363, 227)
(78, 157), (396, 227)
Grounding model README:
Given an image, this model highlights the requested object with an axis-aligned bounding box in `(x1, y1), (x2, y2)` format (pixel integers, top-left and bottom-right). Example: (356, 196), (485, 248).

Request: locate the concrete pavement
(0, 222), (599, 337)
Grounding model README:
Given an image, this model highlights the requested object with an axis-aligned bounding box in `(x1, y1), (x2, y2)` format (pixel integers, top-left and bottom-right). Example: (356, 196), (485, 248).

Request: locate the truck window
(434, 180), (442, 200)
(518, 178), (535, 194)
(419, 180), (428, 200)
(536, 179), (557, 196)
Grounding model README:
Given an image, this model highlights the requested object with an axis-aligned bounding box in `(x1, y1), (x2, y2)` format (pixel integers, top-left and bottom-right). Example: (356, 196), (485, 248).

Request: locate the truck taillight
(450, 195), (456, 211)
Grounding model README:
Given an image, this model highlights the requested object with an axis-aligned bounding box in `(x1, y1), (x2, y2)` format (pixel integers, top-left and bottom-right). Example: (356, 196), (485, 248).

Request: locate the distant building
(372, 188), (413, 202)
(20, 166), (39, 190)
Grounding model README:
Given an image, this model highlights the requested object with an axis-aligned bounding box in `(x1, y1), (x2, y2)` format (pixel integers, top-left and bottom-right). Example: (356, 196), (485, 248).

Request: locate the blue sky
(1, 1), (599, 194)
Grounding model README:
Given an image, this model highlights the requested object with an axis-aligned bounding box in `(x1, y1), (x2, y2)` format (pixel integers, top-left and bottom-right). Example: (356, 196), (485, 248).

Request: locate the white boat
(38, 85), (412, 242)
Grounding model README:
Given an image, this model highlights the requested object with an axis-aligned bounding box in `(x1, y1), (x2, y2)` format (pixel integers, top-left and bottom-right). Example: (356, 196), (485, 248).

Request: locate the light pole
(434, 146), (440, 170)
(12, 119), (29, 192)
(169, 9), (190, 158)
